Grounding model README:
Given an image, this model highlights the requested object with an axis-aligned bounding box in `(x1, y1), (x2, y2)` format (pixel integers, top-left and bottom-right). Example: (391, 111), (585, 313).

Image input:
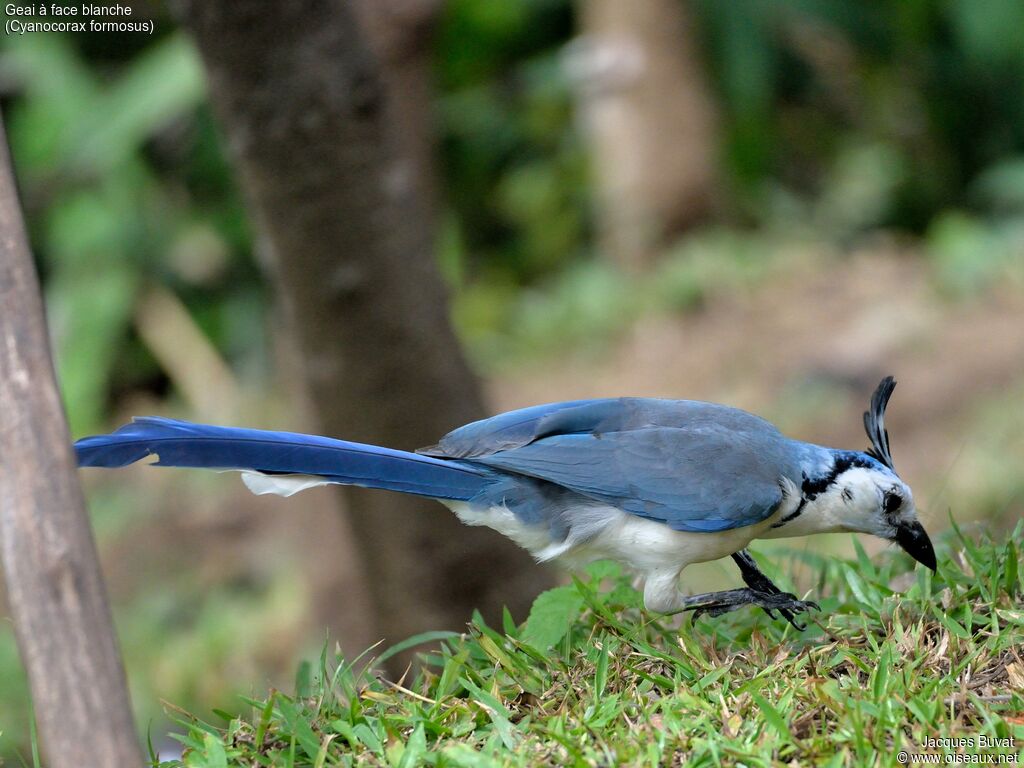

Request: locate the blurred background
(1, 0), (1023, 759)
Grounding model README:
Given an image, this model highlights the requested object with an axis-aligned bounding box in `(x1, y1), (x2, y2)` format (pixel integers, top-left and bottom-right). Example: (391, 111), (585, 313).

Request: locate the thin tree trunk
(568, 0), (719, 269)
(0, 114), (143, 767)
(175, 0), (551, 649)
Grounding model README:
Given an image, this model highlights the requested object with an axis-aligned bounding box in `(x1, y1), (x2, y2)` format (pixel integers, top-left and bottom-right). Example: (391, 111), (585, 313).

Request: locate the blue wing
(472, 426), (801, 531)
(421, 397), (780, 458)
(419, 399), (605, 458)
(434, 399), (804, 532)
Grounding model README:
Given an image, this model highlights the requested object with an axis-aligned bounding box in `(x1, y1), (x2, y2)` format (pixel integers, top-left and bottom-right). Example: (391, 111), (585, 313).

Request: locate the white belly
(444, 500), (779, 575)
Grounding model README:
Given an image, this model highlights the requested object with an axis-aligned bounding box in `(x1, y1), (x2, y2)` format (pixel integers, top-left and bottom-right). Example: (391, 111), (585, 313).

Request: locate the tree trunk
(0, 114), (143, 767)
(175, 0), (551, 650)
(568, 0), (720, 269)
(353, 0), (443, 223)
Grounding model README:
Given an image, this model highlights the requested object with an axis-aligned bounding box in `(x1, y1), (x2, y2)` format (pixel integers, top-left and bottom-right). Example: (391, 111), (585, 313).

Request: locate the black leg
(732, 550), (784, 594)
(671, 587), (819, 628)
(671, 551), (819, 630)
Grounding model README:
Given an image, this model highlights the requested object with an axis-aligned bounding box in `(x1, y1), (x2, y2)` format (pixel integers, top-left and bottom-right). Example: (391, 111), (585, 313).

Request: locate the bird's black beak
(895, 521), (937, 572)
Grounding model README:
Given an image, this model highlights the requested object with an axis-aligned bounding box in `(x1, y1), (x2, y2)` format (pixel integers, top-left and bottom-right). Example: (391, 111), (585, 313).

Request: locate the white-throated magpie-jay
(76, 376), (935, 628)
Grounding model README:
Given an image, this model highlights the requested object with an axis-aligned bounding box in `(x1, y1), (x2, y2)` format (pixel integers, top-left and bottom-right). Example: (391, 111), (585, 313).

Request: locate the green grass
(160, 523), (1024, 767)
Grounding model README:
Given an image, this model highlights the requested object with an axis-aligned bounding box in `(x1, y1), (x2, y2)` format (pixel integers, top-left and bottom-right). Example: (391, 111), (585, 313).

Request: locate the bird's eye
(883, 491), (902, 514)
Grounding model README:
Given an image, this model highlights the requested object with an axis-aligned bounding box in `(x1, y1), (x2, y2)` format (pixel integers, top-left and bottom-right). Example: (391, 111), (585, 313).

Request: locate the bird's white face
(795, 465), (936, 570)
(829, 466), (916, 537)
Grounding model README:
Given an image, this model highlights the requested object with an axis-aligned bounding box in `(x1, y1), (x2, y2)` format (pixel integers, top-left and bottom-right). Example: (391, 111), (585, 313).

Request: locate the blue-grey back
(432, 398), (829, 533)
(422, 398), (784, 459)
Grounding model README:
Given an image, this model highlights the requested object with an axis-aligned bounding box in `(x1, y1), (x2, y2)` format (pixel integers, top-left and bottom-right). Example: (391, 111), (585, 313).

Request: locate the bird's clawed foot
(677, 587), (820, 630)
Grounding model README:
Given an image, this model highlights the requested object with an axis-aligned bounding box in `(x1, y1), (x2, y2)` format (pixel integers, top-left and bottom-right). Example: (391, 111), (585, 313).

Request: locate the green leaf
(502, 606), (518, 637)
(50, 268), (138, 435)
(313, 733), (335, 768)
(277, 696), (322, 761)
(200, 732), (228, 768)
(254, 693), (275, 751)
(852, 537), (876, 579)
(584, 559), (622, 582)
(593, 641), (609, 699)
(871, 645), (891, 699)
(458, 676), (515, 749)
(996, 609), (1024, 626)
(750, 691), (793, 743)
(440, 743), (502, 767)
(396, 723), (427, 768)
(942, 614), (971, 639)
(63, 34), (205, 175)
(1005, 540), (1019, 596)
(842, 564), (879, 611)
(294, 660), (312, 699)
(375, 630), (462, 668)
(353, 722), (384, 754)
(521, 585), (584, 649)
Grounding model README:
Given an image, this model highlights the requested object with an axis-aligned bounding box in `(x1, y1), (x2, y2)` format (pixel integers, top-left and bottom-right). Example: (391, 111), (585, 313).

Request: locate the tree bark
(568, 0), (720, 269)
(353, 0), (444, 223)
(175, 0), (551, 648)
(0, 114), (143, 767)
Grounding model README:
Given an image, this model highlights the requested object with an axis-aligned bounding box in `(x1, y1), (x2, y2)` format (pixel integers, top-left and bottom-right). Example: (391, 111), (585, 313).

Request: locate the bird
(75, 376), (936, 629)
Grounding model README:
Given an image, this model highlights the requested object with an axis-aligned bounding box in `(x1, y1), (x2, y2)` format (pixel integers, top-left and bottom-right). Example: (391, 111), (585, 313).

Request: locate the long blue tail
(75, 417), (493, 501)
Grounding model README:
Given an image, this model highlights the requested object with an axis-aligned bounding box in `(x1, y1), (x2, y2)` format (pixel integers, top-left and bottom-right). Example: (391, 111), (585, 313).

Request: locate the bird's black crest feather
(863, 376), (896, 470)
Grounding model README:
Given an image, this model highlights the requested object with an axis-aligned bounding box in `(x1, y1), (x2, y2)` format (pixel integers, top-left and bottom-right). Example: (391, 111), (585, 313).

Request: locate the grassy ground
(161, 523), (1024, 767)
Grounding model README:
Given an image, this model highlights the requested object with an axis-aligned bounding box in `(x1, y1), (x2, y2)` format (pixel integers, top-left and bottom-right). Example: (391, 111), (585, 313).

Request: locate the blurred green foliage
(2, 23), (261, 436)
(436, 0), (588, 287)
(439, 0), (1024, 356)
(694, 0), (1024, 226)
